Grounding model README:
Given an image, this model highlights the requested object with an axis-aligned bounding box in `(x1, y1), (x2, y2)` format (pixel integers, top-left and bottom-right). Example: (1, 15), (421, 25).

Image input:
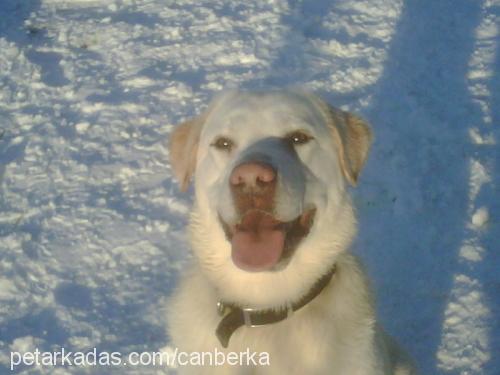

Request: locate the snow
(472, 207), (490, 228)
(0, 0), (498, 374)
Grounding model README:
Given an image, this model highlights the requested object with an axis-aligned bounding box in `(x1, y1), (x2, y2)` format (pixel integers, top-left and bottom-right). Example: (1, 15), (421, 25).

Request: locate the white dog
(167, 90), (416, 374)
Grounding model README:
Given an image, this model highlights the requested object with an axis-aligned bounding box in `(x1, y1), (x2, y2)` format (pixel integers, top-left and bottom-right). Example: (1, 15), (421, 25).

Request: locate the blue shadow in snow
(479, 5), (500, 371)
(364, 0), (484, 373)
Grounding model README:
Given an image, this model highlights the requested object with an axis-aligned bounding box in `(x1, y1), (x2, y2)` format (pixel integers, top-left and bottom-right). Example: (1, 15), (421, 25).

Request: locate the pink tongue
(231, 212), (285, 272)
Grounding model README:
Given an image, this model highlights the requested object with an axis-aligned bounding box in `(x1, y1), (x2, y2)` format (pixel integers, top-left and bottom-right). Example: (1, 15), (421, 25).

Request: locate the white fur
(167, 90), (416, 374)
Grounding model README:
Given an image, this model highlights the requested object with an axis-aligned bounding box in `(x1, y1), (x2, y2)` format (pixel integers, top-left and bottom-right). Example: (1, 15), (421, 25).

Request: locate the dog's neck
(215, 264), (337, 348)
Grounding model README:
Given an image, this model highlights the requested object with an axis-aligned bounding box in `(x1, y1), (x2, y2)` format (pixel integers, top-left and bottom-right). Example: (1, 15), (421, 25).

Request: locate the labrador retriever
(166, 89), (416, 374)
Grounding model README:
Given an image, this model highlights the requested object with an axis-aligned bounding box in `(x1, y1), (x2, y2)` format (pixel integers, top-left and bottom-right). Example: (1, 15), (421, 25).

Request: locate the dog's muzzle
(219, 160), (315, 272)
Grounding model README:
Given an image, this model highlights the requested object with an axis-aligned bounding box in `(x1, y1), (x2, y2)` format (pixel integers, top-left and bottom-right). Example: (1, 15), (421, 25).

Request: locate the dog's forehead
(203, 91), (327, 138)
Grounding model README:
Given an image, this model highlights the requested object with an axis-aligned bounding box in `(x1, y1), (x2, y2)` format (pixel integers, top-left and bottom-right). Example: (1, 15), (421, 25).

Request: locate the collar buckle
(242, 303), (293, 327)
(242, 307), (257, 327)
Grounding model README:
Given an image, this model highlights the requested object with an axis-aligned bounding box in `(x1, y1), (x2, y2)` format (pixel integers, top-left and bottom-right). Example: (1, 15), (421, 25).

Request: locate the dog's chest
(197, 294), (345, 373)
(229, 312), (337, 374)
(168, 264), (382, 374)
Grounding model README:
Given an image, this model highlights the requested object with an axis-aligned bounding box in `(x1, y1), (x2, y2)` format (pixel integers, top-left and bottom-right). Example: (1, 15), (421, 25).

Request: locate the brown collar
(215, 264), (337, 348)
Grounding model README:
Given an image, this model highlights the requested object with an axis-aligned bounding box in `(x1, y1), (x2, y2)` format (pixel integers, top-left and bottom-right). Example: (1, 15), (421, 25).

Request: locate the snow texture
(0, 0), (498, 374)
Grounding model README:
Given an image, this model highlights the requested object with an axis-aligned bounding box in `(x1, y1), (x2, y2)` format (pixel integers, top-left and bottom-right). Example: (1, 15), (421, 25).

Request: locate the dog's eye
(211, 136), (235, 152)
(286, 131), (313, 146)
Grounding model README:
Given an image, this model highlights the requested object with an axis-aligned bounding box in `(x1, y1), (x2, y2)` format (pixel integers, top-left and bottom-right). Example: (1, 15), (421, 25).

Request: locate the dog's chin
(219, 207), (316, 273)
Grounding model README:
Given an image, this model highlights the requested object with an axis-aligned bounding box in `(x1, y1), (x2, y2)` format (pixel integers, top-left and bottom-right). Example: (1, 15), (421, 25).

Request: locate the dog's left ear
(169, 113), (206, 192)
(325, 105), (373, 186)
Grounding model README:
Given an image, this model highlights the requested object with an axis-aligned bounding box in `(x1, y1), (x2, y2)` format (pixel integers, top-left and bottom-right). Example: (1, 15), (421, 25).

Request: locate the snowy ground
(0, 0), (498, 374)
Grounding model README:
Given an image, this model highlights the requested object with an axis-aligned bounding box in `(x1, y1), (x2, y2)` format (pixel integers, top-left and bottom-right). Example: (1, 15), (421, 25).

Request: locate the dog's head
(169, 90), (372, 307)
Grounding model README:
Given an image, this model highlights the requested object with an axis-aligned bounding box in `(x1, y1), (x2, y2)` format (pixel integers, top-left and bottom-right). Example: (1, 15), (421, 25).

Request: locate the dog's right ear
(169, 113), (206, 192)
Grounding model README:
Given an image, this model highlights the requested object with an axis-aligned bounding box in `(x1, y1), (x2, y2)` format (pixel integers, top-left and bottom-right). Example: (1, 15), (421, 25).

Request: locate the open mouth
(219, 207), (316, 272)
